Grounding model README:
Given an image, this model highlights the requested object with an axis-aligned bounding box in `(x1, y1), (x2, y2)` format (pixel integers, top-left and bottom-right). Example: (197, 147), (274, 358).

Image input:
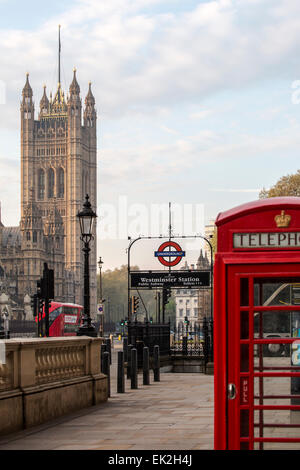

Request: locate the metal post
(123, 337), (128, 363)
(106, 338), (112, 365)
(153, 345), (160, 382)
(158, 292), (161, 323)
(131, 348), (138, 389)
(183, 336), (188, 356)
(117, 351), (125, 393)
(98, 256), (104, 337)
(103, 351), (110, 397)
(77, 239), (97, 337)
(101, 343), (107, 373)
(127, 344), (133, 379)
(37, 304), (40, 337)
(43, 263), (50, 337)
(203, 316), (208, 369)
(84, 242), (91, 325)
(143, 346), (150, 386)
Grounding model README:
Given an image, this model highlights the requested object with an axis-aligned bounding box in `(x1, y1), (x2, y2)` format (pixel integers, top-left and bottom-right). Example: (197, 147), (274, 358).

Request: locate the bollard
(117, 351), (125, 393)
(123, 337), (128, 363)
(103, 351), (110, 397)
(153, 345), (160, 382)
(143, 346), (150, 386)
(131, 348), (138, 389)
(182, 336), (188, 356)
(127, 344), (133, 379)
(106, 338), (112, 365)
(101, 343), (107, 373)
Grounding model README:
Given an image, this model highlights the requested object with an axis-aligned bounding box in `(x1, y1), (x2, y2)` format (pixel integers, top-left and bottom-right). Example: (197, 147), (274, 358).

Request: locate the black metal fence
(9, 320), (37, 337)
(171, 318), (213, 364)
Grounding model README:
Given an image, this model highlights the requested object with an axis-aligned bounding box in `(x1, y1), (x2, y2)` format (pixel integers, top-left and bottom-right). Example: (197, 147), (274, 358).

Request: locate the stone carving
(35, 345), (85, 384)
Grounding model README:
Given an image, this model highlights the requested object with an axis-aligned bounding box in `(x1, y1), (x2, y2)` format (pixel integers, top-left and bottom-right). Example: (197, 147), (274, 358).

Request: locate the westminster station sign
(130, 271), (210, 289)
(233, 232), (300, 248)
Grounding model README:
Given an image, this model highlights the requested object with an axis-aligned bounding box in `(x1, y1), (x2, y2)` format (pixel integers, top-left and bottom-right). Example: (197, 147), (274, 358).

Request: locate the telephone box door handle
(228, 383), (236, 400)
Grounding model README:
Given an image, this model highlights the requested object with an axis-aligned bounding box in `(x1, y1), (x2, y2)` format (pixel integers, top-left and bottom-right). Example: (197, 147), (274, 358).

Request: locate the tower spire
(58, 24), (61, 85)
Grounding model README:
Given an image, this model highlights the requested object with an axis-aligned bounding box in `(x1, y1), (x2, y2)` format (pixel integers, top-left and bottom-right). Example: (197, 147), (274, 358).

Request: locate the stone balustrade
(0, 337), (108, 436)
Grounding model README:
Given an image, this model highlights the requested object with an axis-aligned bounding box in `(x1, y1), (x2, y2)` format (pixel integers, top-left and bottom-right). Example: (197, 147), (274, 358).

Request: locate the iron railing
(9, 320), (37, 338)
(171, 318), (213, 364)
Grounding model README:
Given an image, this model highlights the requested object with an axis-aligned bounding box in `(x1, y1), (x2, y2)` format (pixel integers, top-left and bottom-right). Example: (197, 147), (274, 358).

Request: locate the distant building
(204, 218), (215, 261)
(175, 249), (211, 329)
(0, 67), (97, 319)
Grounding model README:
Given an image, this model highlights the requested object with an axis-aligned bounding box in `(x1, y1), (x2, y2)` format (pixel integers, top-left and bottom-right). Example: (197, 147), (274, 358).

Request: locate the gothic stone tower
(20, 71), (97, 316)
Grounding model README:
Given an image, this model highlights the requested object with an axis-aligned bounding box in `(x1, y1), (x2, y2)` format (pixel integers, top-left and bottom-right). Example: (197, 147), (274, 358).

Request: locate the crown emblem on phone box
(274, 210), (291, 228)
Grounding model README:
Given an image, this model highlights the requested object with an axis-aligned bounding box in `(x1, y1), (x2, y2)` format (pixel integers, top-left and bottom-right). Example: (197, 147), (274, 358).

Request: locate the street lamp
(98, 256), (105, 337)
(76, 194), (97, 337)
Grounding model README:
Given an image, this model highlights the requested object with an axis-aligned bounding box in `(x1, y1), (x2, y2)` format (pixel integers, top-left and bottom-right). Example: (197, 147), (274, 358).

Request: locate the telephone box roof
(215, 197), (300, 227)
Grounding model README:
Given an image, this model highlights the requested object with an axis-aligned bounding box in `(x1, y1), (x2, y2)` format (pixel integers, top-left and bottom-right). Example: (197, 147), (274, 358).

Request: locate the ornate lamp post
(98, 256), (105, 337)
(76, 194), (97, 337)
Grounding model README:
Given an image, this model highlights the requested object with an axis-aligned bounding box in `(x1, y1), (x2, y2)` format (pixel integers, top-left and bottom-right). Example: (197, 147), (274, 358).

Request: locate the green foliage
(98, 265), (129, 323)
(165, 297), (176, 325)
(98, 264), (176, 324)
(259, 170), (300, 198)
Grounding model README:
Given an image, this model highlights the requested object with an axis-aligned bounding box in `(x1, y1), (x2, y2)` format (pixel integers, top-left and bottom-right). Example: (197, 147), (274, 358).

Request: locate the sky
(1, 0), (300, 270)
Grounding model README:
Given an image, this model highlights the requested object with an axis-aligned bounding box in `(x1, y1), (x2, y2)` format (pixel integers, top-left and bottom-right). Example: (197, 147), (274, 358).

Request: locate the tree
(259, 170), (300, 198)
(165, 297), (176, 325)
(98, 265), (129, 324)
(97, 265), (167, 324)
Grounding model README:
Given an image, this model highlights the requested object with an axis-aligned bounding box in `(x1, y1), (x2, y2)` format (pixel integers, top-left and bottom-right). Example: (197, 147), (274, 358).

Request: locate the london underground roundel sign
(154, 241), (185, 267)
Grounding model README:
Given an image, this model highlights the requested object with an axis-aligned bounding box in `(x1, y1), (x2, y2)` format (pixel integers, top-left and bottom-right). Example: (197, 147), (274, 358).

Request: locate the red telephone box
(214, 197), (300, 450)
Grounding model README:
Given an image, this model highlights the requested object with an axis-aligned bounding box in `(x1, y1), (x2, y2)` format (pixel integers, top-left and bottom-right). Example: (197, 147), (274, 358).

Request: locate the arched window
(38, 169), (45, 200)
(58, 167), (64, 198)
(48, 168), (55, 198)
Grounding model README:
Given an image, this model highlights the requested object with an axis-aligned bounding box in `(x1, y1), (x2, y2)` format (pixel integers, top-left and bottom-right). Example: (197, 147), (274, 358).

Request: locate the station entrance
(214, 198), (300, 450)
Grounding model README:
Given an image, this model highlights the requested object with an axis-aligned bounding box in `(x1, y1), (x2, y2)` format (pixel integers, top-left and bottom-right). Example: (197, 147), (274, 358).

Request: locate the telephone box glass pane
(240, 311), (249, 339)
(254, 279), (300, 306)
(240, 278), (249, 306)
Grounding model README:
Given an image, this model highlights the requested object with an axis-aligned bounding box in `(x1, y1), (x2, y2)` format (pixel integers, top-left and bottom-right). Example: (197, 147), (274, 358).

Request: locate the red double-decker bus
(36, 302), (83, 337)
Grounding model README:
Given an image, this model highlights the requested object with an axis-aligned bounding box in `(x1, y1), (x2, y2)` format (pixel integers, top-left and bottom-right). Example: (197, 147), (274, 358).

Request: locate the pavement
(0, 340), (214, 450)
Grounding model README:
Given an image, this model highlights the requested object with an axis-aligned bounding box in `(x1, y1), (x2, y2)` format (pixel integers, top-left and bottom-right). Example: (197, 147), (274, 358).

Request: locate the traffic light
(38, 297), (44, 313)
(30, 294), (38, 317)
(150, 317), (153, 324)
(163, 286), (172, 305)
(41, 263), (54, 300)
(131, 295), (139, 314)
(36, 279), (42, 298)
(184, 316), (190, 325)
(120, 319), (125, 326)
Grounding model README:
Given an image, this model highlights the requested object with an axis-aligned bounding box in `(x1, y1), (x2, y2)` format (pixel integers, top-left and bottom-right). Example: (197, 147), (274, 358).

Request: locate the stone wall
(0, 336), (108, 435)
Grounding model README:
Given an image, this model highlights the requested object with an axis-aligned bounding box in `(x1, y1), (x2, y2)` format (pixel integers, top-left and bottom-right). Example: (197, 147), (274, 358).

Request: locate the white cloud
(160, 125), (179, 135)
(2, 0), (300, 226)
(189, 110), (214, 120)
(2, 0), (300, 127)
(98, 122), (300, 203)
(210, 188), (261, 193)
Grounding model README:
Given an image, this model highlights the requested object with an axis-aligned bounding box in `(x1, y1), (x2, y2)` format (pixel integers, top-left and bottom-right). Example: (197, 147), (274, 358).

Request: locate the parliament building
(0, 69), (98, 319)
